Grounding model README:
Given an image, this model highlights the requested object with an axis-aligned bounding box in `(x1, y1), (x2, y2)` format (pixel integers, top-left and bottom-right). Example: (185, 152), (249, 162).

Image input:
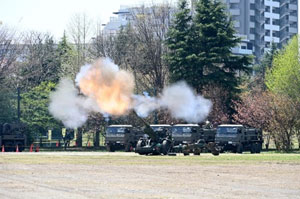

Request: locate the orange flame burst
(78, 58), (134, 115)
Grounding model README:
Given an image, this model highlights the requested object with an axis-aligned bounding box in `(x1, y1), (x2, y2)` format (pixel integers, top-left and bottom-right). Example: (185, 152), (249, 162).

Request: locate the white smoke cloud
(133, 82), (212, 123)
(48, 78), (97, 128)
(159, 82), (212, 123)
(133, 95), (160, 118)
(49, 58), (212, 127)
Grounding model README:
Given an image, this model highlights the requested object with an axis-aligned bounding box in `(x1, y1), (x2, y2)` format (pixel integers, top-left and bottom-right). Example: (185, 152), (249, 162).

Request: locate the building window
(250, 16), (255, 22)
(230, 3), (239, 9)
(250, 28), (255, 34)
(291, 10), (297, 16)
(265, 29), (270, 36)
(265, 42), (270, 48)
(272, 31), (279, 37)
(250, 4), (255, 10)
(265, 6), (270, 12)
(272, 7), (279, 14)
(272, 19), (279, 25)
(265, 18), (270, 24)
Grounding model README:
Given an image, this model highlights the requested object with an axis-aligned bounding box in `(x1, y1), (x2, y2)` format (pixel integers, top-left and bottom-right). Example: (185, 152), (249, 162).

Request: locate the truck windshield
(106, 127), (127, 135)
(217, 127), (238, 134)
(151, 126), (169, 132)
(172, 127), (192, 135)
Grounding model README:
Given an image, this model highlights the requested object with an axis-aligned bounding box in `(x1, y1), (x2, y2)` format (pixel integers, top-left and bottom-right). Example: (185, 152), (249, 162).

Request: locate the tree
(165, 0), (195, 86)
(57, 32), (77, 79)
(265, 35), (300, 150)
(19, 32), (61, 90)
(251, 43), (278, 90)
(121, 3), (173, 94)
(67, 13), (93, 68)
(265, 35), (300, 100)
(0, 25), (23, 123)
(21, 81), (63, 136)
(166, 0), (252, 119)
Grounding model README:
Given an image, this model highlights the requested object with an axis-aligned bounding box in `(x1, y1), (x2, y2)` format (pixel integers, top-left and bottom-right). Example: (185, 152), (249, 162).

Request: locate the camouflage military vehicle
(135, 124), (172, 155)
(0, 123), (27, 152)
(215, 124), (263, 153)
(105, 125), (143, 152)
(172, 124), (219, 156)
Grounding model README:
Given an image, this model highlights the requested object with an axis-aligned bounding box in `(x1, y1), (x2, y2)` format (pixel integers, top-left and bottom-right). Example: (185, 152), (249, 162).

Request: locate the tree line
(0, 0), (298, 151)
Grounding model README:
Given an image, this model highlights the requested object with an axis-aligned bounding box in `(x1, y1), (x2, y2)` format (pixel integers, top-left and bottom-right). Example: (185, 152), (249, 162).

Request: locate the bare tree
(16, 31), (60, 90)
(67, 13), (93, 67)
(0, 25), (23, 85)
(127, 3), (174, 94)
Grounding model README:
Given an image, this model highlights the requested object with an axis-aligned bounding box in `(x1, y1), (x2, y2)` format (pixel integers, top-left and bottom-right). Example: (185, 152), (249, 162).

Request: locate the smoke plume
(133, 82), (212, 123)
(48, 78), (98, 128)
(49, 58), (212, 127)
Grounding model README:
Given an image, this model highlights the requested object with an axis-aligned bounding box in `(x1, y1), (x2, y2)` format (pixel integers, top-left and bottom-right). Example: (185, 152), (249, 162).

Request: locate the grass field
(1, 152), (300, 165)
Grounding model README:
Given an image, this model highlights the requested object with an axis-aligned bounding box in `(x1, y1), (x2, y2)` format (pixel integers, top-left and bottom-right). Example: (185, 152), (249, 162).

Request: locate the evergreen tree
(193, 0), (251, 91)
(165, 0), (195, 86)
(21, 81), (63, 135)
(254, 42), (278, 78)
(56, 32), (77, 79)
(166, 0), (252, 119)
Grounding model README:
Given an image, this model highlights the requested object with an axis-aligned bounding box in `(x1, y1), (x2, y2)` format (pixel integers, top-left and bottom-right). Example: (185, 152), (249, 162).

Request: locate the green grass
(0, 152), (299, 166)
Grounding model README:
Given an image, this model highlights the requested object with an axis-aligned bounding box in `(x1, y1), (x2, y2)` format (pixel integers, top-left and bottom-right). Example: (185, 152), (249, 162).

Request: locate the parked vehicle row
(105, 123), (263, 155)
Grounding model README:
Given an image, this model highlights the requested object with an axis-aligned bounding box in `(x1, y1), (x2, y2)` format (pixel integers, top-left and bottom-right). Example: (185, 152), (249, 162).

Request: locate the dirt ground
(0, 152), (299, 199)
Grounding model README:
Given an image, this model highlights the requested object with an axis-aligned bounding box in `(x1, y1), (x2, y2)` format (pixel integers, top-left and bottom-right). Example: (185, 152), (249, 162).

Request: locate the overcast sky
(0, 0), (172, 41)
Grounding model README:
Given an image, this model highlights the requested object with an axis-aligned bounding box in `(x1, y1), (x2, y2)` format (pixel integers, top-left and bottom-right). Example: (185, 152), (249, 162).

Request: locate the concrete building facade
(224, 0), (298, 62)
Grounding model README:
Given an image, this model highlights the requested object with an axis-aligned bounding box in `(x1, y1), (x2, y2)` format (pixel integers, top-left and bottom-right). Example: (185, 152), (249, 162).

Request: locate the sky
(0, 0), (171, 41)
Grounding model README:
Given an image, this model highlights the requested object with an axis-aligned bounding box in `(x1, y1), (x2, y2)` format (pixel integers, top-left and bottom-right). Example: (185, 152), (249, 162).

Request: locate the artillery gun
(171, 124), (219, 156)
(133, 111), (172, 155)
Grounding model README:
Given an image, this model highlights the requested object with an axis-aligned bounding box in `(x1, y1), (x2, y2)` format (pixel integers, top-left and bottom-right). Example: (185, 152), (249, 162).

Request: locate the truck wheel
(106, 144), (115, 152)
(255, 143), (262, 153)
(183, 152), (189, 156)
(211, 149), (220, 156)
(162, 140), (170, 155)
(237, 144), (243, 154)
(250, 144), (256, 154)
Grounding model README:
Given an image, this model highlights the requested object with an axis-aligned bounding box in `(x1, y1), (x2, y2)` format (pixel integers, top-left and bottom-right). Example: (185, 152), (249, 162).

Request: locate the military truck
(135, 124), (172, 155)
(105, 125), (143, 152)
(0, 123), (27, 152)
(171, 124), (219, 155)
(215, 124), (263, 153)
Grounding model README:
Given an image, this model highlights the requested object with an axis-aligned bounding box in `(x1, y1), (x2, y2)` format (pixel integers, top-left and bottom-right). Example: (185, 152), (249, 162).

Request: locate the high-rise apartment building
(224, 0), (298, 62)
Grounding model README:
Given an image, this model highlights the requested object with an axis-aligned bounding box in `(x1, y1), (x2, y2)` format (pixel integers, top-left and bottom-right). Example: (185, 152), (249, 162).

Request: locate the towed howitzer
(133, 111), (172, 155)
(171, 124), (219, 156)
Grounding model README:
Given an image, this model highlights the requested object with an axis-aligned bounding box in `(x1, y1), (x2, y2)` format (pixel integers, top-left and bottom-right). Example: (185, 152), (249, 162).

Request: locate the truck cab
(171, 124), (200, 145)
(215, 124), (263, 153)
(105, 125), (139, 152)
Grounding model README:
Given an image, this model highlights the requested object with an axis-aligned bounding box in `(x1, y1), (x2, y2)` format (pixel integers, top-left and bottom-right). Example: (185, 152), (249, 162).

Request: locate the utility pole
(17, 87), (21, 122)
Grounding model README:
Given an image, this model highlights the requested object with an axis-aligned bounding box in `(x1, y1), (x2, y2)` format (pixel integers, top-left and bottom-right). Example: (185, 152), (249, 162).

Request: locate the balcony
(289, 27), (297, 34)
(290, 16), (297, 22)
(289, 4), (297, 10)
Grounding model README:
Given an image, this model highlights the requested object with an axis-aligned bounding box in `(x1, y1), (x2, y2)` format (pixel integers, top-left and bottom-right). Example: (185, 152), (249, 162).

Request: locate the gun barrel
(132, 110), (150, 127)
(132, 110), (157, 141)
